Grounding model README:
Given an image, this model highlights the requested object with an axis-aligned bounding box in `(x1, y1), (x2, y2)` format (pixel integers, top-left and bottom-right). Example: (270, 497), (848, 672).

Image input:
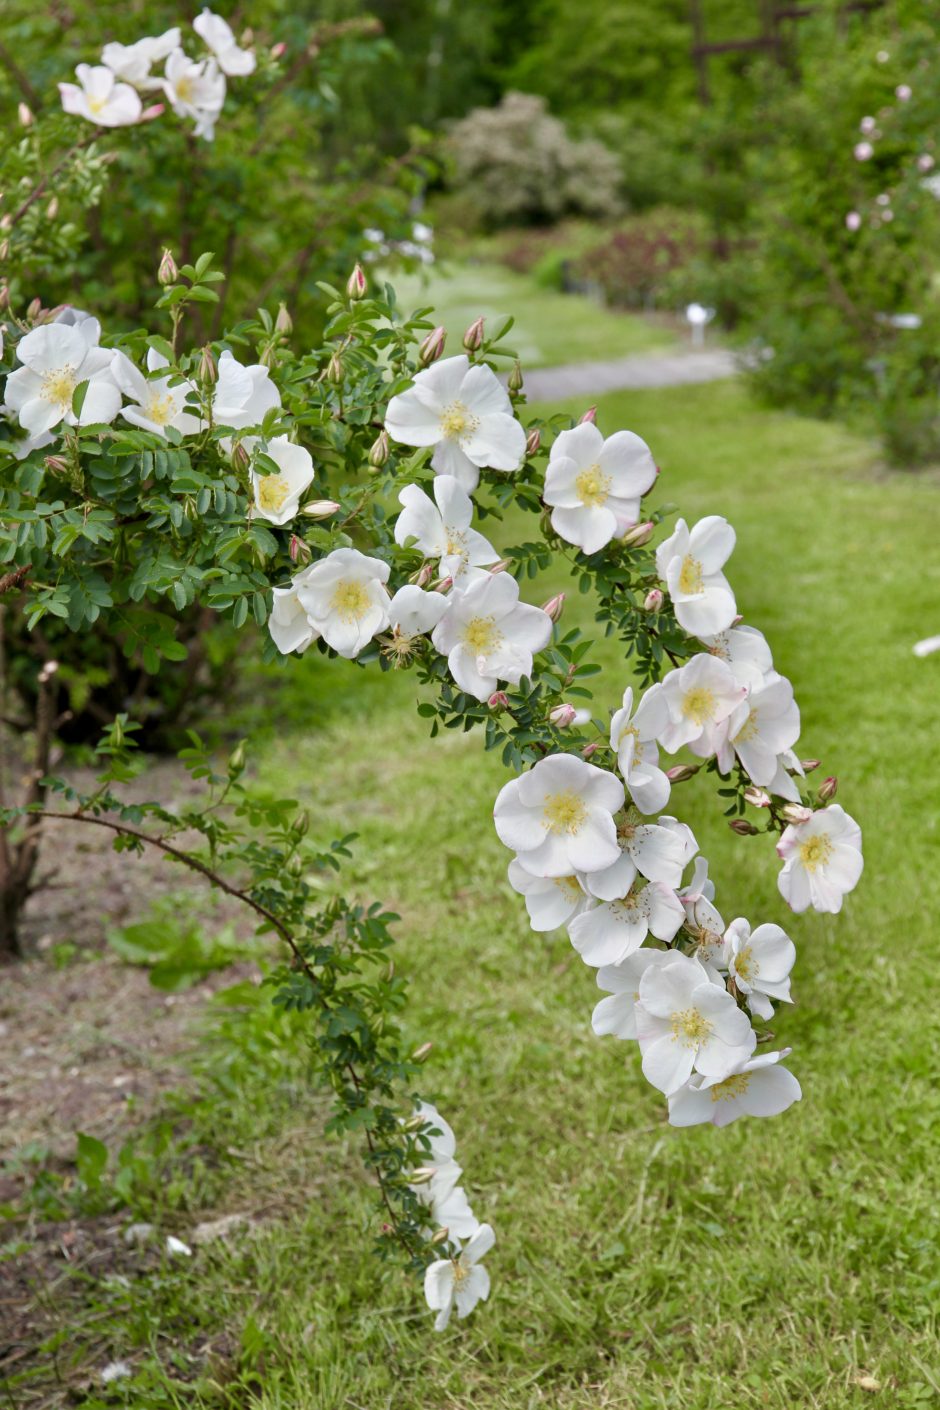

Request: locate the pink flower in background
(854, 141), (874, 162)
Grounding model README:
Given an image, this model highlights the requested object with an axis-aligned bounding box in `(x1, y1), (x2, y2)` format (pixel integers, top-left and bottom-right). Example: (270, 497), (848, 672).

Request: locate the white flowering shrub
(0, 251), (862, 1330)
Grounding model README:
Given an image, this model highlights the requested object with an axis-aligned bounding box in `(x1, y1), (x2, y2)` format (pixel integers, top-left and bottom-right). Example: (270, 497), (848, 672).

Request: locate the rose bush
(0, 244), (862, 1329)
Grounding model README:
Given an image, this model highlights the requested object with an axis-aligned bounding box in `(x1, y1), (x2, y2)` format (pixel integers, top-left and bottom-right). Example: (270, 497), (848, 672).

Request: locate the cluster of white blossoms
(59, 10), (254, 139)
(1, 309), (281, 467)
(409, 1103), (494, 1331)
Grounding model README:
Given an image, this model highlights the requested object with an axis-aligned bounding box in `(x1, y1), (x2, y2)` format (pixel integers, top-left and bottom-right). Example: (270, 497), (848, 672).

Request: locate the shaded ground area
(519, 347), (736, 400)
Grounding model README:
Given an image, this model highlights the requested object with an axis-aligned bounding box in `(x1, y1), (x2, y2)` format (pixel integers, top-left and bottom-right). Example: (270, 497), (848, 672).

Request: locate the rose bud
(541, 592), (565, 622)
(368, 430), (389, 469)
(579, 406), (597, 425)
(818, 776), (838, 802)
(581, 741), (599, 759)
(488, 691), (510, 710)
(729, 818), (760, 836)
(301, 499), (341, 519)
(549, 703), (578, 728)
(275, 302), (293, 335)
(508, 360), (524, 392)
(462, 316), (485, 351)
(346, 264), (367, 301)
(158, 248), (178, 286)
(743, 786), (772, 808)
(526, 427), (541, 456)
(780, 803), (814, 825)
(488, 559), (511, 574)
(418, 325), (446, 366)
(643, 588), (664, 613)
(800, 759), (821, 773)
(198, 345), (218, 385)
(666, 763), (699, 783)
(621, 520), (654, 548)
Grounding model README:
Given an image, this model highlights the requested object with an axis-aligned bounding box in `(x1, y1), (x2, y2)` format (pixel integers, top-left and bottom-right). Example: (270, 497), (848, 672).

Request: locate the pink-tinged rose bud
(462, 315), (485, 351)
(541, 592), (565, 622)
(800, 758), (821, 772)
(643, 588), (664, 613)
(429, 1226), (451, 1245)
(413, 562), (434, 588)
(621, 520), (654, 548)
(854, 141), (874, 161)
(26, 297), (41, 320)
(346, 264), (367, 301)
(409, 1166), (437, 1186)
(581, 741), (599, 759)
(302, 499), (340, 519)
(288, 534), (311, 563)
(411, 1041), (433, 1062)
(549, 703), (578, 728)
(896, 84), (912, 101)
(743, 786), (772, 808)
(0, 283), (9, 310)
(140, 103), (165, 121)
(418, 325), (446, 366)
(158, 247), (178, 286)
(579, 406), (597, 425)
(368, 429), (389, 469)
(666, 763), (699, 783)
(780, 803), (814, 825)
(432, 574), (454, 593)
(231, 441), (250, 474)
(488, 691), (510, 710)
(199, 345), (217, 385)
(326, 350), (343, 383)
(845, 211), (862, 232)
(729, 818), (760, 836)
(818, 776), (838, 802)
(17, 102), (32, 127)
(918, 153), (935, 172)
(43, 454), (68, 474)
(275, 302), (293, 334)
(508, 360), (524, 392)
(860, 115), (876, 135)
(525, 427), (541, 456)
(489, 559), (511, 574)
(271, 40), (287, 59)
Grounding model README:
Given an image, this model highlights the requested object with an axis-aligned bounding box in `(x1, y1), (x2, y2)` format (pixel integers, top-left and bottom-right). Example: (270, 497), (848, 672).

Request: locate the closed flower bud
(525, 427), (541, 457)
(402, 1113), (425, 1132)
(18, 102), (33, 127)
(0, 241), (9, 262)
(780, 803), (814, 825)
(368, 430), (389, 468)
(409, 1166), (437, 1185)
(743, 786), (772, 808)
(302, 499), (341, 519)
(729, 818), (760, 836)
(326, 350), (343, 384)
(432, 574), (453, 593)
(141, 103), (164, 121)
(346, 264), (367, 301)
(621, 520), (654, 548)
(579, 406), (597, 425)
(231, 441), (250, 474)
(643, 588), (664, 613)
(411, 1041), (433, 1063)
(581, 741), (599, 759)
(508, 360), (524, 392)
(549, 703), (577, 727)
(0, 217), (11, 233)
(666, 763), (699, 783)
(198, 345), (217, 385)
(818, 775), (838, 802)
(541, 592), (565, 622)
(462, 315), (485, 351)
(27, 297), (42, 321)
(271, 40), (287, 59)
(488, 691), (510, 710)
(158, 248), (178, 286)
(275, 302), (293, 335)
(489, 559), (511, 574)
(429, 1226), (451, 1245)
(286, 854), (304, 877)
(44, 454), (69, 474)
(45, 196), (59, 220)
(800, 759), (821, 773)
(0, 283), (9, 310)
(413, 562), (434, 588)
(288, 534), (311, 563)
(292, 811), (309, 836)
(418, 325), (446, 366)
(229, 740), (247, 773)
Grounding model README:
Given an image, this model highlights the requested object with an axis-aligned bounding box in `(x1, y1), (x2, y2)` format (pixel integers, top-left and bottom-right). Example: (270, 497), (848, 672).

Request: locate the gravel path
(519, 347), (738, 402)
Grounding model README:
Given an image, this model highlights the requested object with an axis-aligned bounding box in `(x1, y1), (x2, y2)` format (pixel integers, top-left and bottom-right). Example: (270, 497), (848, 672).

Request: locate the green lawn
(388, 260), (676, 368)
(10, 381), (940, 1407)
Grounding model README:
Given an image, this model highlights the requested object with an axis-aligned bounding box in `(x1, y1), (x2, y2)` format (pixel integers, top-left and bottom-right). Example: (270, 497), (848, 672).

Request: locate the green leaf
(76, 1132), (108, 1188)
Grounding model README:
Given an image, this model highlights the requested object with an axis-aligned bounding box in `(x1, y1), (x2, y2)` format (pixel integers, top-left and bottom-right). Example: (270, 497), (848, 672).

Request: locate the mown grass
(389, 260), (676, 368)
(8, 379), (940, 1408)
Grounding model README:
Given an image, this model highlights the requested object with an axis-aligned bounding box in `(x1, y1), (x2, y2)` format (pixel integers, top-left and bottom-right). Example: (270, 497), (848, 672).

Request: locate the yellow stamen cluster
(330, 579), (372, 621)
(41, 366), (78, 409)
(799, 833), (833, 872)
(543, 791), (588, 835)
(462, 616), (501, 655)
(440, 400), (478, 440)
(681, 687), (716, 725)
(678, 555), (704, 594)
(709, 1071), (751, 1102)
(670, 1007), (712, 1047)
(733, 945), (755, 982)
(256, 475), (292, 513)
(575, 464), (611, 507)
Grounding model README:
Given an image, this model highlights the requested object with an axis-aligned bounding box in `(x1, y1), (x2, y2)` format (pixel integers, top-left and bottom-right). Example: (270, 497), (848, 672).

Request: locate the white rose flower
(213, 349), (281, 430)
(609, 683), (671, 815)
(59, 64), (143, 126)
(658, 654), (747, 759)
(387, 584), (449, 646)
(431, 573), (552, 701)
(679, 857), (726, 969)
(193, 9), (256, 76)
(723, 917), (795, 1021)
(507, 858), (589, 932)
(111, 348), (201, 438)
(268, 578), (319, 655)
(667, 1049), (801, 1127)
(394, 475), (499, 586)
(295, 548), (390, 659)
(494, 754), (625, 877)
(246, 436), (314, 525)
(568, 881), (685, 967)
(161, 49), (226, 140)
(580, 813), (690, 900)
(635, 952), (756, 1095)
(656, 516), (737, 635)
(699, 624), (774, 688)
(718, 675), (800, 786)
(101, 30), (181, 84)
(5, 322), (121, 435)
(424, 1224), (494, 1332)
(385, 354), (525, 493)
(776, 804), (863, 913)
(768, 747), (805, 803)
(591, 948), (676, 1041)
(543, 422), (657, 553)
